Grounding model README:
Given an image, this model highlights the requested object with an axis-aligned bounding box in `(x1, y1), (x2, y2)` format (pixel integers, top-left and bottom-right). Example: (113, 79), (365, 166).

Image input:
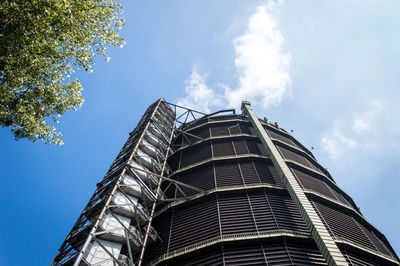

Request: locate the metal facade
(53, 99), (399, 266)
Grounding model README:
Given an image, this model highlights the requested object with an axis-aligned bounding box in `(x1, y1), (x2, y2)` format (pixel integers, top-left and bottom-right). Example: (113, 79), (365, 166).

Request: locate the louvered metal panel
(175, 164), (215, 197)
(185, 125), (210, 144)
(168, 199), (220, 251)
(144, 212), (172, 260)
(267, 194), (309, 233)
(233, 139), (248, 154)
(286, 245), (327, 265)
(218, 193), (257, 234)
(266, 127), (297, 147)
(213, 140), (235, 157)
(248, 193), (278, 231)
(173, 250), (223, 266)
(211, 123), (233, 136)
(343, 252), (379, 266)
(291, 167), (339, 201)
(180, 142), (211, 168)
(312, 201), (377, 251)
(215, 162), (243, 187)
(239, 123), (253, 135)
(358, 221), (395, 257)
(245, 139), (266, 155)
(253, 160), (284, 187)
(239, 160), (261, 184)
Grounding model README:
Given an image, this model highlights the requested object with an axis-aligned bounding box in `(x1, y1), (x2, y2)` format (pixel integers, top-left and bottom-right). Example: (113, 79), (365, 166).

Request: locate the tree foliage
(0, 0), (124, 144)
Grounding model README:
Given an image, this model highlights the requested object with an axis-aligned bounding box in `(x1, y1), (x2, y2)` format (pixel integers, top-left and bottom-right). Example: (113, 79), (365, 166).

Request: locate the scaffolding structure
(53, 98), (400, 266)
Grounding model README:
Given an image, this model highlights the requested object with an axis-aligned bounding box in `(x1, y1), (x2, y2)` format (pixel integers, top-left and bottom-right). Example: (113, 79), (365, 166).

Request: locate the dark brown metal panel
(223, 244), (267, 265)
(245, 139), (267, 155)
(343, 252), (380, 266)
(176, 164), (215, 197)
(180, 142), (212, 168)
(218, 193), (257, 234)
(266, 127), (297, 147)
(168, 198), (220, 251)
(233, 139), (248, 155)
(210, 123), (232, 137)
(213, 140), (235, 157)
(291, 167), (339, 200)
(312, 201), (377, 251)
(286, 245), (327, 265)
(247, 193), (278, 231)
(358, 220), (395, 257)
(239, 160), (260, 184)
(215, 162), (243, 187)
(253, 160), (284, 187)
(173, 249), (224, 266)
(144, 212), (173, 260)
(267, 194), (309, 233)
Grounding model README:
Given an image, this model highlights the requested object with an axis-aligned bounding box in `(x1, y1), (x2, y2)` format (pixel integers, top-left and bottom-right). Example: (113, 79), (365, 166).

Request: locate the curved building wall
(144, 114), (399, 266)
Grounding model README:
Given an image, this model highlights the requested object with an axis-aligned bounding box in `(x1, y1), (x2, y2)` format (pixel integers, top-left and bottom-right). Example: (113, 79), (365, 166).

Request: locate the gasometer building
(52, 98), (399, 266)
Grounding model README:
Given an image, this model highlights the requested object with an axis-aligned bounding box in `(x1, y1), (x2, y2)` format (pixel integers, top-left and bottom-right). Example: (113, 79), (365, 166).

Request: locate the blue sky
(1, 1), (399, 265)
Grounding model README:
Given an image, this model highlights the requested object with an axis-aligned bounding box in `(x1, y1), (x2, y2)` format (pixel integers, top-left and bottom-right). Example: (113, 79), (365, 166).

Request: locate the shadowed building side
(53, 98), (399, 266)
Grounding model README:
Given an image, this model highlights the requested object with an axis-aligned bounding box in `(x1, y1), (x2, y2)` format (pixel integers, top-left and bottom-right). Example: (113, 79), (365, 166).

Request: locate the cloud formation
(321, 99), (399, 160)
(178, 1), (291, 112)
(177, 66), (220, 113)
(225, 3), (291, 109)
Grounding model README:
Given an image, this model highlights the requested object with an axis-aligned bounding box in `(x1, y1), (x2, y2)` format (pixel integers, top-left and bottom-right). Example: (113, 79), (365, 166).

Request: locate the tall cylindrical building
(53, 99), (399, 266)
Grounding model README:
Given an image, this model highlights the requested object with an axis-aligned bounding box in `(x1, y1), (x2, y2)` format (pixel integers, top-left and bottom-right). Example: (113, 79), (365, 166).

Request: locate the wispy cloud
(321, 99), (399, 160)
(321, 130), (359, 160)
(178, 1), (291, 112)
(177, 66), (220, 113)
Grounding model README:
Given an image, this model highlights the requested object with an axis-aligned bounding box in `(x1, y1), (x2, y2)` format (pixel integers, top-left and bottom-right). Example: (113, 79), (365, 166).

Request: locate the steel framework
(53, 98), (400, 266)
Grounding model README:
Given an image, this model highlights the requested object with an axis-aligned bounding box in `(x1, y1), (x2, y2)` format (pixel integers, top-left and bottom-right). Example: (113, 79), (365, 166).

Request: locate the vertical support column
(241, 101), (348, 266)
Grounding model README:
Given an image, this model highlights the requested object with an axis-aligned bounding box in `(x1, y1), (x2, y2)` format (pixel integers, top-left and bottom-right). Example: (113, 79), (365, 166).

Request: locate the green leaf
(0, 0), (125, 144)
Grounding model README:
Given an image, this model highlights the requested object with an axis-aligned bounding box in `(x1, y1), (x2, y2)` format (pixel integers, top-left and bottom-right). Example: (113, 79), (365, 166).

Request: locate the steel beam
(241, 100), (348, 266)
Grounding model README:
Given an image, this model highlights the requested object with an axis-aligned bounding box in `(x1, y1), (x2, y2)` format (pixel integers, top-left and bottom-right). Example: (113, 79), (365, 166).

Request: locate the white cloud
(321, 99), (400, 160)
(321, 130), (359, 160)
(177, 66), (220, 113)
(353, 118), (370, 133)
(178, 1), (291, 112)
(225, 2), (291, 109)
